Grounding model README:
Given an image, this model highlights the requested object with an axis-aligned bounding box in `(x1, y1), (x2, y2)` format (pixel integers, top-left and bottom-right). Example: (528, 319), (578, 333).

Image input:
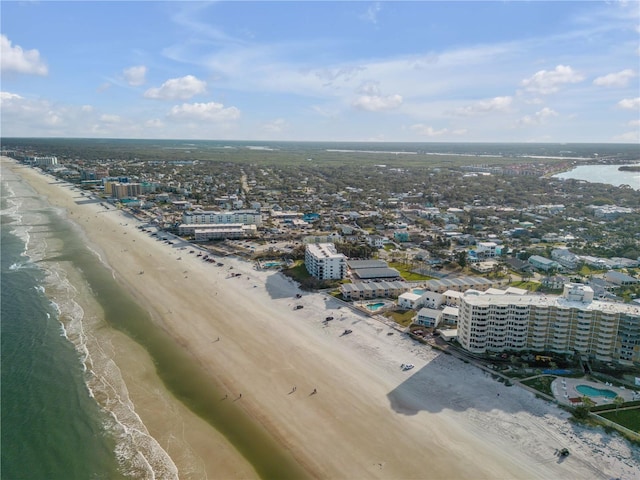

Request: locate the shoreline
(6, 156), (639, 479)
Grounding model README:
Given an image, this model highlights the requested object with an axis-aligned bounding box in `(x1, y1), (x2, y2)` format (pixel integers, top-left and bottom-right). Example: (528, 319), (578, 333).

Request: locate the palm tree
(581, 395), (596, 411)
(613, 395), (625, 415)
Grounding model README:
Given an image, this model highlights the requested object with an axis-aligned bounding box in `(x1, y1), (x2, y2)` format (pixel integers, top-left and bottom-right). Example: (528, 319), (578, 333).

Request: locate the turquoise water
(576, 385), (618, 399)
(263, 261), (282, 268)
(413, 289), (425, 295)
(366, 302), (385, 311)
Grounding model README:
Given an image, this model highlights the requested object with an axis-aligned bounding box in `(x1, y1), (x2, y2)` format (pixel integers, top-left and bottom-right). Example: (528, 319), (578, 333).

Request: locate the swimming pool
(262, 261), (282, 268)
(365, 302), (386, 311)
(413, 289), (425, 295)
(576, 385), (618, 399)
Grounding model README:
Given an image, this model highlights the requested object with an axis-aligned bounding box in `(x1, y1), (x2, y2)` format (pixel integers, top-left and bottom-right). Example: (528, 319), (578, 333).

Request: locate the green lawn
(388, 262), (434, 281)
(598, 408), (640, 432)
(510, 281), (541, 292)
(521, 376), (554, 396)
(385, 310), (415, 327)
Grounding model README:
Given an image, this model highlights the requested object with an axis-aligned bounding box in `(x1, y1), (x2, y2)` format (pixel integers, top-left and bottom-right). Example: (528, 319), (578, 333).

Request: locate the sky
(1, 1), (639, 143)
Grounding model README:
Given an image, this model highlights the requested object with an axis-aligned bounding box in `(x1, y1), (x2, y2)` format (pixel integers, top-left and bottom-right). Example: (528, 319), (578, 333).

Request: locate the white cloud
(123, 65), (148, 86)
(613, 131), (640, 142)
(518, 107), (558, 126)
(361, 2), (382, 24)
(0, 91), (92, 134)
(453, 96), (512, 116)
(261, 118), (288, 133)
(0, 91), (24, 102)
(168, 101), (240, 122)
(352, 82), (402, 111)
(144, 75), (207, 100)
(627, 119), (640, 127)
(521, 65), (584, 94)
(616, 97), (640, 109)
(145, 119), (164, 128)
(100, 114), (123, 123)
(0, 35), (48, 76)
(410, 124), (467, 137)
(352, 93), (402, 111)
(593, 69), (636, 87)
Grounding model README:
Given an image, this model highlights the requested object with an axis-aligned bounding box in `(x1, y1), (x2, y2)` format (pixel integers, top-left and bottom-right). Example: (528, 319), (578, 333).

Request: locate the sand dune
(9, 158), (638, 479)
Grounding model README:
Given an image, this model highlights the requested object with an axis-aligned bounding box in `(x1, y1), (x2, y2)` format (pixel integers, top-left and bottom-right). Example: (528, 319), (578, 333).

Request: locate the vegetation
(281, 262), (340, 291)
(598, 408), (640, 432)
(521, 376), (555, 396)
(384, 310), (415, 327)
(388, 262), (433, 281)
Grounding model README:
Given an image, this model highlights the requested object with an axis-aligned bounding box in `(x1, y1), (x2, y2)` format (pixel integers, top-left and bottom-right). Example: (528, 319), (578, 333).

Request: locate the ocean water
(1, 167), (124, 479)
(1, 162), (308, 480)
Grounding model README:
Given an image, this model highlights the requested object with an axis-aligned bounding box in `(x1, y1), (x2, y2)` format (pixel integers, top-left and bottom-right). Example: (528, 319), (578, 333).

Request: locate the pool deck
(551, 377), (639, 406)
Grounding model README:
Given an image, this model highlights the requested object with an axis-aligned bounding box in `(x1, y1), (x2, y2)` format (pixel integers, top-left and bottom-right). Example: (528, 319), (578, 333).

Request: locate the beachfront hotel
(182, 210), (263, 226)
(457, 283), (640, 366)
(304, 243), (347, 280)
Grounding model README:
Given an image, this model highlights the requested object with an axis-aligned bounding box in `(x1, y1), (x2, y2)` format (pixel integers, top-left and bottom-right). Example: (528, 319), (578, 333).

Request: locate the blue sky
(1, 1), (639, 142)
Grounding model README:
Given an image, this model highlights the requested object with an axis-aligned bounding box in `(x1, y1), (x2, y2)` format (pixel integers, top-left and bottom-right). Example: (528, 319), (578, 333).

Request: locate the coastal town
(3, 140), (640, 472)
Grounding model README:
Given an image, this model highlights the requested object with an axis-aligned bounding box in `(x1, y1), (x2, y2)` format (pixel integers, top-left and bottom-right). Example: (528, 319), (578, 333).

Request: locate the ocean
(1, 165), (125, 479)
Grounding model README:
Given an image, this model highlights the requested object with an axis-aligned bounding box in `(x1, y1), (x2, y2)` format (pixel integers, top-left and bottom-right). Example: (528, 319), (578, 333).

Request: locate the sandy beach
(7, 157), (639, 479)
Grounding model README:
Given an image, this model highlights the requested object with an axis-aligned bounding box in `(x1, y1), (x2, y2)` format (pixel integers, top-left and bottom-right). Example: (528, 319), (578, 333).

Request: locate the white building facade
(183, 210), (263, 226)
(305, 243), (347, 280)
(457, 283), (640, 365)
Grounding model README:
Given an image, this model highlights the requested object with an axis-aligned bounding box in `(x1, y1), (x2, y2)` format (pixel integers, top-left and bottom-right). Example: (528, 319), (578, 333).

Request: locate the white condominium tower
(458, 283), (640, 365)
(305, 243), (347, 280)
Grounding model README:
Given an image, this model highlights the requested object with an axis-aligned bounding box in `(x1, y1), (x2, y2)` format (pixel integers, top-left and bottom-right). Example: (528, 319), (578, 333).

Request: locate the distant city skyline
(1, 1), (639, 143)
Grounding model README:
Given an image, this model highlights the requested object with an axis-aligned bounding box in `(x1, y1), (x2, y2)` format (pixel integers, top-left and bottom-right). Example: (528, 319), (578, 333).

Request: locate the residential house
(528, 255), (561, 272)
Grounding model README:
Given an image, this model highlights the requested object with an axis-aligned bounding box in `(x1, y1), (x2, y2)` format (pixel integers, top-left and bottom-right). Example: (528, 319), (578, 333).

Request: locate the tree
(581, 395), (595, 411)
(613, 395), (625, 415)
(456, 250), (467, 268)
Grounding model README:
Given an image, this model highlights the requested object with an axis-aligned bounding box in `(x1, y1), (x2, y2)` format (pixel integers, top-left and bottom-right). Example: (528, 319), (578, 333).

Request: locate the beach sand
(7, 157), (639, 479)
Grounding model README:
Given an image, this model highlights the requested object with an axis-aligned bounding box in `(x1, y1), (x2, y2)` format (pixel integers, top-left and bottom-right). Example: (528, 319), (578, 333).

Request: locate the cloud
(145, 119), (164, 128)
(410, 124), (467, 138)
(123, 65), (147, 86)
(593, 69), (636, 87)
(361, 2), (382, 24)
(0, 91), (24, 103)
(453, 96), (513, 116)
(144, 75), (207, 100)
(517, 107), (558, 126)
(352, 93), (402, 111)
(352, 82), (402, 111)
(627, 119), (640, 128)
(613, 131), (640, 142)
(617, 97), (640, 109)
(0, 90), (91, 133)
(521, 65), (584, 94)
(168, 101), (240, 122)
(100, 114), (123, 123)
(0, 35), (48, 76)
(261, 118), (288, 133)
